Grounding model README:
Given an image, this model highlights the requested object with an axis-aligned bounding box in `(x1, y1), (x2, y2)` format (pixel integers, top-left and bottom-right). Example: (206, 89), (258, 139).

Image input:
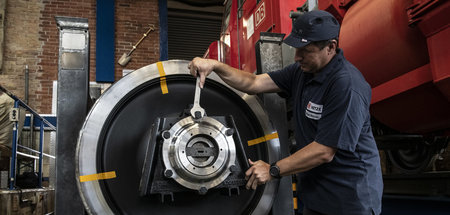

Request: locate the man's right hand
(189, 57), (280, 95)
(188, 57), (218, 88)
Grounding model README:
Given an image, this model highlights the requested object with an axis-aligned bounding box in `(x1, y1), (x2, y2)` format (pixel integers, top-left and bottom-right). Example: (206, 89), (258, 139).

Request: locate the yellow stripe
(292, 183), (297, 191)
(156, 62), (169, 94)
(293, 197), (298, 210)
(247, 132), (279, 146)
(79, 171), (116, 182)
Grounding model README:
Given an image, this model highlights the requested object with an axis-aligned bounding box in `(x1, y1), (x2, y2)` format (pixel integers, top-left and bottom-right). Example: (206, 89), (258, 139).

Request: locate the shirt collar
(308, 48), (344, 84)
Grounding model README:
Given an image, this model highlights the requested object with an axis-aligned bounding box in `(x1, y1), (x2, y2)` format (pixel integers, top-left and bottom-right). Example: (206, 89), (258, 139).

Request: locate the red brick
(0, 0), (160, 114)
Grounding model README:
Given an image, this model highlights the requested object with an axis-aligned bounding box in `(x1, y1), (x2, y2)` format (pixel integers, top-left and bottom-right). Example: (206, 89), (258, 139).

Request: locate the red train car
(206, 0), (450, 172)
(206, 0), (306, 70)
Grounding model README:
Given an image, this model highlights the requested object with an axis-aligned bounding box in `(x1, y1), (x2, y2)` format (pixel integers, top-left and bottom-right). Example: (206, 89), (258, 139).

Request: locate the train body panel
(217, 0), (305, 72)
(211, 0), (450, 135)
(334, 0), (450, 134)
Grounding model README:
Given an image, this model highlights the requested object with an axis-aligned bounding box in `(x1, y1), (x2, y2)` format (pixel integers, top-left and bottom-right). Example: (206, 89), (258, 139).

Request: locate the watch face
(270, 165), (279, 177)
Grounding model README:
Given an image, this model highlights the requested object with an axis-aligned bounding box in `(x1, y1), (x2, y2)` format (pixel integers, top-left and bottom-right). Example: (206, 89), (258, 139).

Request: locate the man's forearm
(277, 141), (336, 176)
(212, 61), (259, 94)
(189, 57), (279, 94)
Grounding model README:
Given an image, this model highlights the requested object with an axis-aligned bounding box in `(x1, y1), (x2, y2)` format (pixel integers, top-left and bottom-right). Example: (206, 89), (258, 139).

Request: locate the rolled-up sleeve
(267, 63), (299, 97)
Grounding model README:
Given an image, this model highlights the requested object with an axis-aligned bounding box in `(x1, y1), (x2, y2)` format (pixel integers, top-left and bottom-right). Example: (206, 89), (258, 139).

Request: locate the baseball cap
(284, 10), (340, 48)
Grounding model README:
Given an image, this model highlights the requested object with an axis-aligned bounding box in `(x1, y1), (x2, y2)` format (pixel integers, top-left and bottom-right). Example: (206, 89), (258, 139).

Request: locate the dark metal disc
(77, 60), (281, 215)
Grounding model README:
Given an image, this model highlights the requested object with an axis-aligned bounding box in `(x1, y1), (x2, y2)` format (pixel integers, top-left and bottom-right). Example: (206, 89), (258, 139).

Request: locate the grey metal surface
(55, 16), (89, 30)
(256, 33), (284, 74)
(55, 16), (88, 215)
(162, 116), (236, 192)
(256, 32), (295, 215)
(307, 0), (318, 11)
(76, 60), (281, 214)
(49, 131), (56, 188)
(282, 43), (296, 68)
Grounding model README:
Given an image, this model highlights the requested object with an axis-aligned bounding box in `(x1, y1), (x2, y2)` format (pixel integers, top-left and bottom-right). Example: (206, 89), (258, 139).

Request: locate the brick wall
(0, 0), (160, 114)
(1, 0), (43, 109)
(115, 0), (159, 81)
(39, 0), (97, 114)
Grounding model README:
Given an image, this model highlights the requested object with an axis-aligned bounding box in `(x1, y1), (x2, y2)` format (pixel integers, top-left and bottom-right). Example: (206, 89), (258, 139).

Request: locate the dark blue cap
(284, 10), (340, 48)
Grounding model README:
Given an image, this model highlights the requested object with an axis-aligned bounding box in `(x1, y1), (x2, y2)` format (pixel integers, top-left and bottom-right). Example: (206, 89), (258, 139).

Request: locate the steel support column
(55, 16), (90, 215)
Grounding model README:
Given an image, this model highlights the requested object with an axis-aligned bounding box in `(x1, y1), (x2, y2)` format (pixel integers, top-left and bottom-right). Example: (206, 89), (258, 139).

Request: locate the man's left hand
(245, 159), (271, 190)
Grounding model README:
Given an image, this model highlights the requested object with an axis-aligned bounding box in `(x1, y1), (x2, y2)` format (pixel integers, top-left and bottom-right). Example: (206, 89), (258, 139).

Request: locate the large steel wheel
(387, 142), (435, 173)
(76, 60), (281, 214)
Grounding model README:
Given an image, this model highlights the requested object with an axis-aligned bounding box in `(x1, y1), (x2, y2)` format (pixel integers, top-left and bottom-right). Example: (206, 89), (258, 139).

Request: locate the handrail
(16, 151), (40, 160)
(0, 85), (56, 130)
(18, 144), (56, 159)
(1, 84), (57, 189)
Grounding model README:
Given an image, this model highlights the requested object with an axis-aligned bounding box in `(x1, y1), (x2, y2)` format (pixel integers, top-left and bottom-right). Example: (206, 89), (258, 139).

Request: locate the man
(189, 10), (383, 215)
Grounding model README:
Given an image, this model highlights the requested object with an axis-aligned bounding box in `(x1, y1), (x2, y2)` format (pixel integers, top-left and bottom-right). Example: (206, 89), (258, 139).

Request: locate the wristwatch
(269, 162), (281, 179)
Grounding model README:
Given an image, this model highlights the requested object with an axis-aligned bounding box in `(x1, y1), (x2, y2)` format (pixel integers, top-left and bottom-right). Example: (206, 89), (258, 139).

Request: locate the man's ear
(325, 40), (337, 56)
(329, 39), (338, 51)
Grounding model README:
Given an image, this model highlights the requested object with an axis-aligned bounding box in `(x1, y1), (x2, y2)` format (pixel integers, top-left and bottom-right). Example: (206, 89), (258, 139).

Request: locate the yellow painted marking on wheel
(293, 197), (298, 210)
(157, 61), (169, 94)
(79, 171), (116, 182)
(292, 183), (297, 191)
(247, 132), (279, 146)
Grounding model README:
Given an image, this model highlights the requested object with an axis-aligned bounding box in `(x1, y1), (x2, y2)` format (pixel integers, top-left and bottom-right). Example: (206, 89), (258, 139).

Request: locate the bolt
(225, 128), (234, 136)
(164, 169), (173, 178)
(229, 165), (237, 172)
(195, 111), (201, 119)
(198, 187), (208, 195)
(162, 131), (171, 139)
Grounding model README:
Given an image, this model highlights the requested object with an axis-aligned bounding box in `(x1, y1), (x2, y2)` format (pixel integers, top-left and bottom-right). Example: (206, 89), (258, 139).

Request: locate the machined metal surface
(256, 32), (294, 215)
(190, 77), (205, 119)
(162, 116), (236, 192)
(77, 60), (280, 214)
(56, 16), (89, 215)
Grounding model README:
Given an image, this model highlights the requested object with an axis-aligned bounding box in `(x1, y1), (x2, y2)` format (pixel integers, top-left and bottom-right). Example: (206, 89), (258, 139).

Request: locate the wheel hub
(162, 116), (236, 192)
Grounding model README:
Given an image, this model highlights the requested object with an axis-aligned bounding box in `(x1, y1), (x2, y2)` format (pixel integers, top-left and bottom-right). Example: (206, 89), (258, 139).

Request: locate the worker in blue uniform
(189, 10), (383, 215)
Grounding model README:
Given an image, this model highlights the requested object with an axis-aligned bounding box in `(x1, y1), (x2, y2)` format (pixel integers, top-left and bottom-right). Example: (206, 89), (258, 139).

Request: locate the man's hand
(188, 57), (217, 88)
(245, 159), (271, 190)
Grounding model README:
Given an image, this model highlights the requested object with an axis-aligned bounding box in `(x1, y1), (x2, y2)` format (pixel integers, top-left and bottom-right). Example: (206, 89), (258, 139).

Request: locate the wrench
(190, 77), (205, 119)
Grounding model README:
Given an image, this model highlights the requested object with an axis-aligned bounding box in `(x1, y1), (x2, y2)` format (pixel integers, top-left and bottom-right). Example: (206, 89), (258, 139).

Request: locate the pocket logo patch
(306, 101), (322, 120)
(307, 101), (323, 113)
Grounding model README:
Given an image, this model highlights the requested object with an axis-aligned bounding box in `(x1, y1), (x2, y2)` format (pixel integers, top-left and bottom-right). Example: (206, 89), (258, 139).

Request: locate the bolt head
(194, 111), (202, 119)
(225, 128), (234, 136)
(164, 169), (173, 178)
(162, 131), (171, 139)
(198, 187), (208, 195)
(229, 165), (237, 172)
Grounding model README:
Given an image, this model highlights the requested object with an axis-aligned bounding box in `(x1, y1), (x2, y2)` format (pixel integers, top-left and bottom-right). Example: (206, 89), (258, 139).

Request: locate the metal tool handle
(127, 25), (155, 56)
(194, 77), (201, 106)
(190, 77), (205, 119)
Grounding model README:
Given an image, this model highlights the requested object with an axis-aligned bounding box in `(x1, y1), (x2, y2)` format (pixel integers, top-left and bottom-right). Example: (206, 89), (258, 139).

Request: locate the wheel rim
(76, 60), (280, 214)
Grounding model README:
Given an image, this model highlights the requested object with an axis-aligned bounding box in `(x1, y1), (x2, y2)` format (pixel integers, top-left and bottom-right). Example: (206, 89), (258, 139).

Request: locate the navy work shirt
(268, 49), (383, 215)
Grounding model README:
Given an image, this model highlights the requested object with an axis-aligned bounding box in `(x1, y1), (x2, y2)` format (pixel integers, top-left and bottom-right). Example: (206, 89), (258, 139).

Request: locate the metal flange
(162, 116), (236, 193)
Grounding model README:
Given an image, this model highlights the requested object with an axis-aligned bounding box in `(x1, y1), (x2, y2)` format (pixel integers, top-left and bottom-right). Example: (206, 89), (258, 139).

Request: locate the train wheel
(386, 142), (435, 173)
(76, 60), (280, 214)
